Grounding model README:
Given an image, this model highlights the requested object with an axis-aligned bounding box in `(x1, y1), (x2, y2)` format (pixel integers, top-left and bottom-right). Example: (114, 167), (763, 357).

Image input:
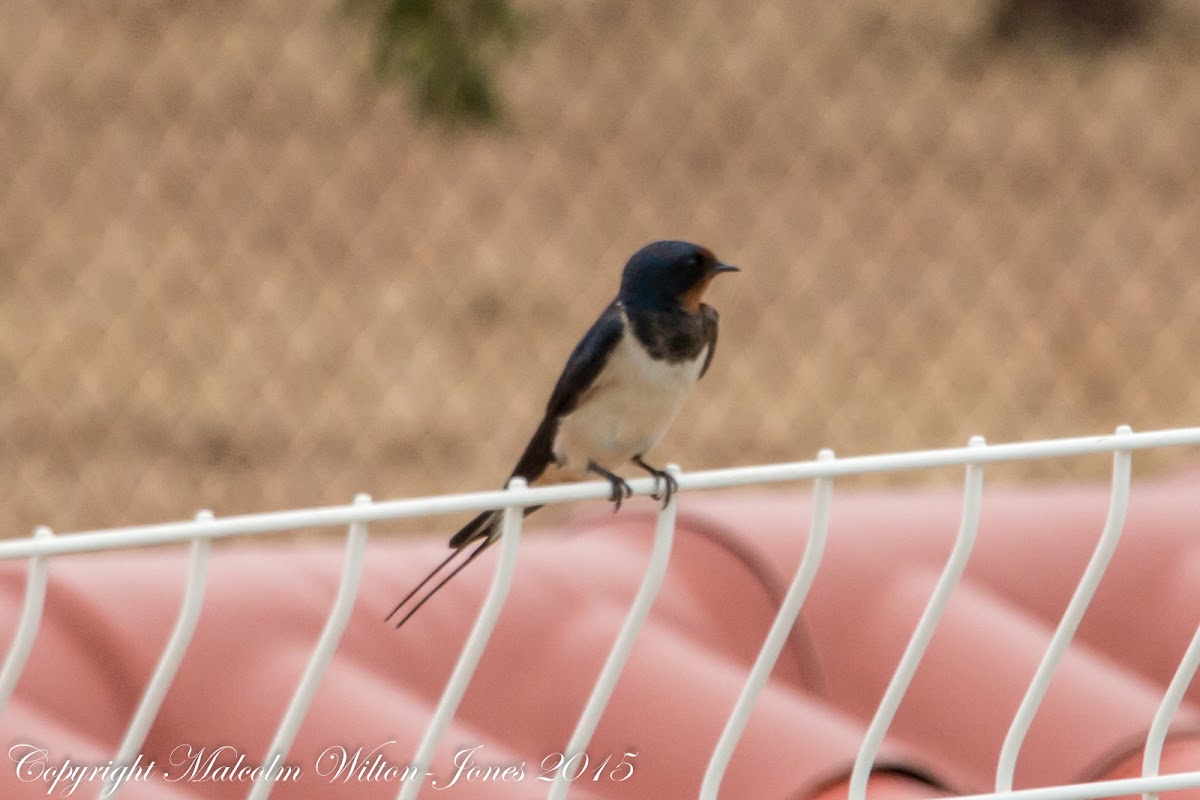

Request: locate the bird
(386, 240), (739, 628)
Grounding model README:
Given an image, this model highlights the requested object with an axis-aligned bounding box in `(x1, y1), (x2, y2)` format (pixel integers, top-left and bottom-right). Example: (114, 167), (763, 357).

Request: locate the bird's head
(617, 240), (739, 312)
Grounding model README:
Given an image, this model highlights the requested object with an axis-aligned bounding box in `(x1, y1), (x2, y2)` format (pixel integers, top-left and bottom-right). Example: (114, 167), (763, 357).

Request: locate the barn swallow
(386, 240), (738, 628)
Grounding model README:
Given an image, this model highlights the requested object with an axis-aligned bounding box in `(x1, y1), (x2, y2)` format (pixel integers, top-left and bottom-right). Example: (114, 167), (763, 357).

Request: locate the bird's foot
(633, 455), (678, 508)
(587, 460), (633, 512)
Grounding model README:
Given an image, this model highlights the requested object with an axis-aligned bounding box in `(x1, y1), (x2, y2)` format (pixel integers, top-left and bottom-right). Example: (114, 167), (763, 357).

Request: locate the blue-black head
(617, 240), (739, 311)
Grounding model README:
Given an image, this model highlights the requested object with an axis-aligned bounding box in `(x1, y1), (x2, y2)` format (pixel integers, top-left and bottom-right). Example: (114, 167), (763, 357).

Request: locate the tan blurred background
(2, 0), (1199, 537)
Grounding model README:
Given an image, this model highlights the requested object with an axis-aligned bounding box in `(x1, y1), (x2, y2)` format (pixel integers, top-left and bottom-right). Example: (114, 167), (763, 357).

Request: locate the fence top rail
(2, 426), (1198, 560)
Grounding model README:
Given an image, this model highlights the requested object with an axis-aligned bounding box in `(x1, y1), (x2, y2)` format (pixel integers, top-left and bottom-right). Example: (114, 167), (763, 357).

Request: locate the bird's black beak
(711, 262), (740, 275)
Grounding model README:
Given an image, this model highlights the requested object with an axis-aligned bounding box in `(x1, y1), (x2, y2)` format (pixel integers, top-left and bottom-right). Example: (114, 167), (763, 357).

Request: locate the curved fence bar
(996, 426), (1134, 792)
(849, 436), (987, 800)
(548, 465), (682, 800)
(397, 481), (527, 800)
(249, 494), (371, 800)
(106, 511), (213, 799)
(1141, 621), (1200, 800)
(0, 526), (54, 710)
(699, 449), (835, 800)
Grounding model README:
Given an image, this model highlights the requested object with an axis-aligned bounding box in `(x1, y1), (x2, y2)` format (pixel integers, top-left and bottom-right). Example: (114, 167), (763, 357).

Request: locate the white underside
(551, 324), (707, 476)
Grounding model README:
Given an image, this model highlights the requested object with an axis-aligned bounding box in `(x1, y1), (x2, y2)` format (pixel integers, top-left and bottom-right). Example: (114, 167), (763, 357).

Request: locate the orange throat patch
(680, 273), (716, 312)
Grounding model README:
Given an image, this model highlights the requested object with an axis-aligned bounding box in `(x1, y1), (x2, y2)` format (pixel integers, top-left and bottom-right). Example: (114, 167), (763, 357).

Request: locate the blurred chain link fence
(3, 0), (1200, 536)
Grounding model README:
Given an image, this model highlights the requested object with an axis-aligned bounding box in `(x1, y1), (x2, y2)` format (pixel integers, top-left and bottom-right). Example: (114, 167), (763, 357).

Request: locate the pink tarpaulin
(0, 474), (1198, 799)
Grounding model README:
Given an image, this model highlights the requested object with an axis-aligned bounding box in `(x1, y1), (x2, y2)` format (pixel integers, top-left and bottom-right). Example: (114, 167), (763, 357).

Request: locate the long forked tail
(386, 505), (541, 630)
(385, 536), (495, 629)
(448, 508), (502, 549)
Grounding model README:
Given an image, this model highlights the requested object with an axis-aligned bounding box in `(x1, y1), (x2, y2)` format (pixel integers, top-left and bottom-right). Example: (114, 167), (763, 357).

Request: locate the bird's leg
(633, 455), (678, 507)
(587, 460), (633, 512)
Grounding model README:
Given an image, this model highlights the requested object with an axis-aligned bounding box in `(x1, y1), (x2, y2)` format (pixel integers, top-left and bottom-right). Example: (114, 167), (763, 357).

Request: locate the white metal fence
(2, 426), (1200, 800)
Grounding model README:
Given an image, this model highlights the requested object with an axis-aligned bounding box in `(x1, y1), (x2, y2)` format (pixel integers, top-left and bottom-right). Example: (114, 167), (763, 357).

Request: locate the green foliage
(989, 0), (1161, 48)
(346, 0), (520, 125)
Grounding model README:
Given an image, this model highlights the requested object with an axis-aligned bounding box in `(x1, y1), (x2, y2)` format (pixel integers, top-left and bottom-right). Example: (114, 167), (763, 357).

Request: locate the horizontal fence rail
(0, 425), (1198, 800)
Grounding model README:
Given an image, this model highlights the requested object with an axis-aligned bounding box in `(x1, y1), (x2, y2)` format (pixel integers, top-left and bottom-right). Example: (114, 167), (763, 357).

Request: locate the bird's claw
(588, 460), (633, 513)
(608, 476), (633, 512)
(649, 471), (679, 507)
(633, 456), (678, 508)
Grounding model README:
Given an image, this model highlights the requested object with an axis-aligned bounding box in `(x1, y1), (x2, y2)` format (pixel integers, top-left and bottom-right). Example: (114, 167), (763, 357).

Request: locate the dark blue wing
(545, 301), (625, 418)
(508, 302), (625, 482)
